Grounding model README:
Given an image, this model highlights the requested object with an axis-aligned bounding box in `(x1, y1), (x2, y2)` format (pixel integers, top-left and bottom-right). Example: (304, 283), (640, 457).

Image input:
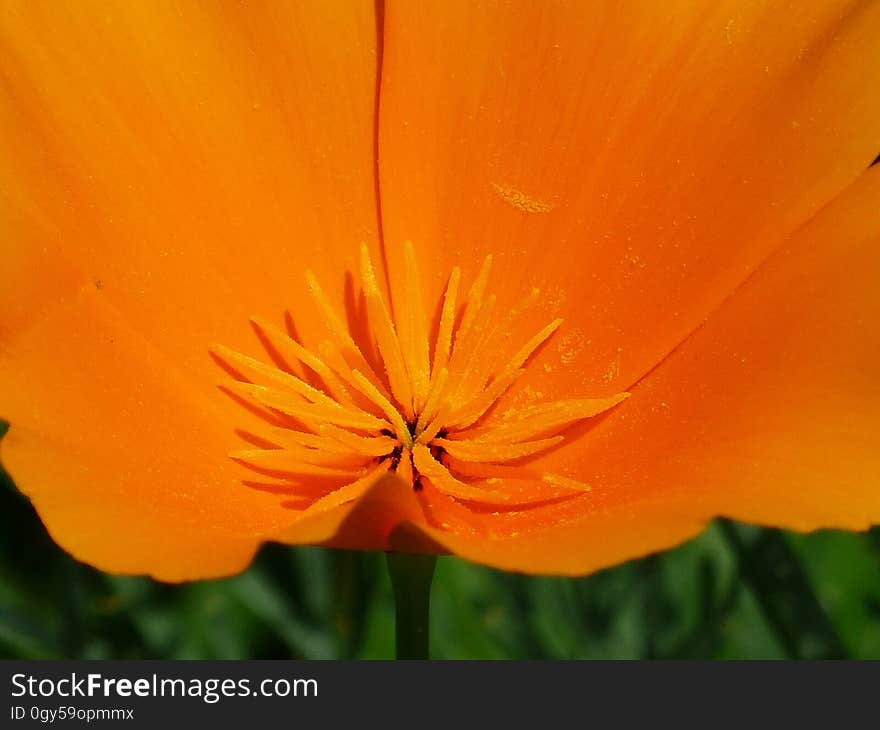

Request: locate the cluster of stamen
(213, 243), (627, 532)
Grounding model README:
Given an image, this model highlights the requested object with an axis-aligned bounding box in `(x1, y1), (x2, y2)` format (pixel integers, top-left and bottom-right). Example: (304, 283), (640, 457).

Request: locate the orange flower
(1, 1), (878, 581)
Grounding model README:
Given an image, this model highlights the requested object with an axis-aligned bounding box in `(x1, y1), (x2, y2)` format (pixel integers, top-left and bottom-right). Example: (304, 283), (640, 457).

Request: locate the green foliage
(1, 440), (878, 659)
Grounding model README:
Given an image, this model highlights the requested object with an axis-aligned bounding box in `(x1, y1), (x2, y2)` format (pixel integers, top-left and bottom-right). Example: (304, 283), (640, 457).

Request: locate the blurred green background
(2, 420), (879, 660)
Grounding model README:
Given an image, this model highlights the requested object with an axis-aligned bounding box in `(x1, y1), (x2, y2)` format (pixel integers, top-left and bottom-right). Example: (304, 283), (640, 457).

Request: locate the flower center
(212, 243), (628, 532)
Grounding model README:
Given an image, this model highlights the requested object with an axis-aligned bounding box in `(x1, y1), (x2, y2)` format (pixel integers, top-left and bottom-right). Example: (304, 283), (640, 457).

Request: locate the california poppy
(0, 1), (878, 583)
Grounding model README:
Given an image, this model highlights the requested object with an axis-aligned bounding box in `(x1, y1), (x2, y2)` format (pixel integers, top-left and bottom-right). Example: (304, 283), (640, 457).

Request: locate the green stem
(386, 552), (437, 659)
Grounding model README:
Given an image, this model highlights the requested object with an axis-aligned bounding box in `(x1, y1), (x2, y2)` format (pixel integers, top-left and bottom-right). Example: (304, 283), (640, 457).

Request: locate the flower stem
(385, 552), (437, 659)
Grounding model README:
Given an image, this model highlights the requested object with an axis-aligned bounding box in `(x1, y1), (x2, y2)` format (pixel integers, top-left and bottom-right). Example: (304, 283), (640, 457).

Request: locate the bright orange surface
(0, 1), (878, 579)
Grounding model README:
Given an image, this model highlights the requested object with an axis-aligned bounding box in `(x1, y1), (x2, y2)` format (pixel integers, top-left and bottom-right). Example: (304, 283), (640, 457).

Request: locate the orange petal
(591, 164), (880, 532)
(0, 288), (288, 580)
(0, 0), (380, 381)
(415, 496), (707, 577)
(378, 0), (880, 403)
(0, 289), (431, 578)
(405, 163), (880, 574)
(275, 471), (432, 553)
(0, 1), (380, 579)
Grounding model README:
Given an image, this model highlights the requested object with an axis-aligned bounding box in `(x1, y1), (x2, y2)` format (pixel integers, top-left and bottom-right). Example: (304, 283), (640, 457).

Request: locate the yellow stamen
(318, 424), (399, 457)
(442, 319), (564, 429)
(456, 254), (493, 346)
(446, 368), (524, 430)
(212, 344), (347, 413)
(218, 246), (630, 527)
(432, 435), (563, 463)
(231, 445), (370, 470)
(441, 458), (538, 479)
(415, 366), (449, 435)
(359, 244), (415, 419)
(400, 241), (432, 409)
(416, 408), (448, 445)
(412, 445), (513, 504)
(262, 427), (356, 454)
(237, 383), (389, 432)
(445, 293), (497, 406)
(250, 318), (354, 408)
(542, 473), (593, 492)
(509, 318), (564, 370)
(230, 449), (366, 477)
(414, 446), (578, 506)
(471, 394), (630, 443)
(430, 267), (461, 381)
(302, 463), (391, 516)
(350, 369), (413, 448)
(397, 449), (414, 485)
(306, 268), (391, 399)
(463, 287), (541, 397)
